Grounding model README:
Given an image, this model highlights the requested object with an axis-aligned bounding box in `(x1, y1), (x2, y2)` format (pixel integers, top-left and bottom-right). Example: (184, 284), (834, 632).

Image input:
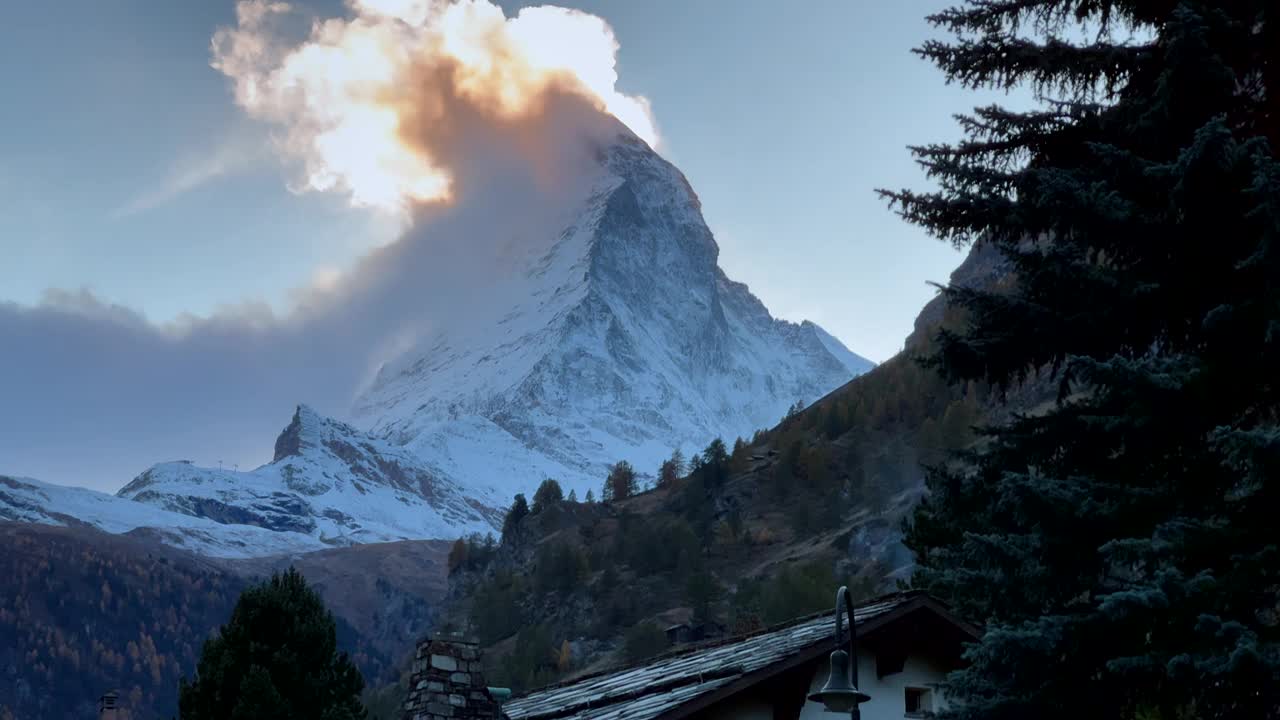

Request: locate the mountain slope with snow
(0, 474), (326, 558)
(114, 405), (501, 543)
(353, 133), (874, 500)
(1, 405), (501, 556)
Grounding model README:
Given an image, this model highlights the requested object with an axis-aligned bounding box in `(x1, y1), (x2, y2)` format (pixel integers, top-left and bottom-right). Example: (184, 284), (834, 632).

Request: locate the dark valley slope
(0, 522), (452, 720)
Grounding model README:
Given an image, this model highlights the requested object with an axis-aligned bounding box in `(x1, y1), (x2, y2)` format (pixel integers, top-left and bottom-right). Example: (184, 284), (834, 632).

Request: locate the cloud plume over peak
(212, 0), (657, 212)
(1, 0), (656, 492)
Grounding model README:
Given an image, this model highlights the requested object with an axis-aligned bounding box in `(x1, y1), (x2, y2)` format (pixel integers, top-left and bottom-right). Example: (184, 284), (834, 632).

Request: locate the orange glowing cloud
(211, 0), (658, 212)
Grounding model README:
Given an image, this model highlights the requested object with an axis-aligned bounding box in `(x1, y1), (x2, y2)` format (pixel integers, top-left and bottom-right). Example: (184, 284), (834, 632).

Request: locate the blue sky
(0, 1), (1027, 489)
(1, 0), (998, 362)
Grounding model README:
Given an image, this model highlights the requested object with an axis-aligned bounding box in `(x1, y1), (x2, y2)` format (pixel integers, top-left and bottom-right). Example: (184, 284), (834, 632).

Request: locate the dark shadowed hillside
(0, 522), (243, 720)
(230, 537), (454, 680)
(0, 522), (452, 720)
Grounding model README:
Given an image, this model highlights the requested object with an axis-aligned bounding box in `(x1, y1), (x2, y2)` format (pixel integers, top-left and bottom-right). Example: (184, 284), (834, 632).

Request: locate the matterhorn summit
(350, 132), (873, 502)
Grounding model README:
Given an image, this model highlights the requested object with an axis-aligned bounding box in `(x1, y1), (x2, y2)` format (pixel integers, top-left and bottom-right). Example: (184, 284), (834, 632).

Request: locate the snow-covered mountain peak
(110, 405), (500, 547)
(271, 403), (366, 464)
(353, 132), (875, 500)
(4, 132), (875, 557)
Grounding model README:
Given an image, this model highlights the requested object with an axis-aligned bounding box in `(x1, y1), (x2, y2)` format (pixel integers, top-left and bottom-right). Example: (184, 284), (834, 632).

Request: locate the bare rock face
(905, 239), (1011, 350)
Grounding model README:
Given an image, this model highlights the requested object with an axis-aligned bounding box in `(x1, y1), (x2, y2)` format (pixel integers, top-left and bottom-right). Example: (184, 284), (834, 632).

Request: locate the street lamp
(807, 586), (872, 718)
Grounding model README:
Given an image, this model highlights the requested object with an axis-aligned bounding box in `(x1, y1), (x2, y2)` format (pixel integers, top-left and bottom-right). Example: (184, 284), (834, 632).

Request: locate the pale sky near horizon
(1, 0), (1004, 364)
(0, 0), (1033, 489)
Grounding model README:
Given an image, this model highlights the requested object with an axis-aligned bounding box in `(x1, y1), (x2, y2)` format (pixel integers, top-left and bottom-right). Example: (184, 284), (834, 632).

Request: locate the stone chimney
(98, 691), (119, 719)
(402, 636), (502, 720)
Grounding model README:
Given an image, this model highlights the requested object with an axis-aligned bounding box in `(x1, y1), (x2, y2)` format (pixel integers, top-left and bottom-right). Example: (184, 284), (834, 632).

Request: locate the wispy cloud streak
(111, 137), (257, 219)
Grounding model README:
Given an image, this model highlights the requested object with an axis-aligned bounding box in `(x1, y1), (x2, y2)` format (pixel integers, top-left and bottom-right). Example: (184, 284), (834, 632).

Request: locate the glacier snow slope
(0, 474), (325, 559)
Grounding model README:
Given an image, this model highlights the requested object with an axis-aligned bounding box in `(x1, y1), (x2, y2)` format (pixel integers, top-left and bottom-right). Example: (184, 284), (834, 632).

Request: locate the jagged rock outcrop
(112, 405), (500, 547)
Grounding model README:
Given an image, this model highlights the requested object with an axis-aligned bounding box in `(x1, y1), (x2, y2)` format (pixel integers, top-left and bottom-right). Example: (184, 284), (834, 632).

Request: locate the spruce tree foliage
(177, 568), (366, 720)
(534, 541), (587, 596)
(686, 568), (723, 625)
(731, 561), (873, 628)
(658, 448), (686, 487)
(696, 437), (731, 487)
(603, 460), (637, 501)
(532, 478), (565, 513)
(622, 622), (669, 663)
(502, 494), (529, 541)
(490, 624), (558, 692)
(785, 399), (805, 420)
(447, 538), (469, 575)
(448, 533), (497, 575)
(468, 569), (523, 645)
(884, 2), (1280, 718)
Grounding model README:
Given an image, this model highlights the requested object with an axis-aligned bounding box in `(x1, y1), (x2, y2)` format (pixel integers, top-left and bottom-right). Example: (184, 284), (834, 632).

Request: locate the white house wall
(702, 649), (951, 720)
(799, 652), (951, 720)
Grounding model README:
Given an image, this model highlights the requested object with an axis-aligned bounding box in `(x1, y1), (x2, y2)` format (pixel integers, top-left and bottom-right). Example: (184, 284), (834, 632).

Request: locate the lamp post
(807, 586), (872, 718)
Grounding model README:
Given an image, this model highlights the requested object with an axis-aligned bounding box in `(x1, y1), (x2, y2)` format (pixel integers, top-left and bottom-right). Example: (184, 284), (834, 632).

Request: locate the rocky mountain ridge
(1, 131), (872, 556)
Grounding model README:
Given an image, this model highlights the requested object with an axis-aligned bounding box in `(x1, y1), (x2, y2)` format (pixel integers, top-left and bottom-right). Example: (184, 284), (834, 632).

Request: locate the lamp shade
(807, 649), (871, 713)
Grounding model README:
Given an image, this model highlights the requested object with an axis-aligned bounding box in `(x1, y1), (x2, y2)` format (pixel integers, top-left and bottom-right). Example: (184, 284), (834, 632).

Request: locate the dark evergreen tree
(603, 460), (637, 501)
(685, 569), (723, 625)
(704, 437), (729, 466)
(502, 493), (530, 542)
(692, 437), (731, 488)
(622, 622), (668, 662)
(884, 2), (1280, 718)
(534, 541), (586, 596)
(493, 624), (557, 692)
(785, 399), (804, 420)
(447, 538), (469, 575)
(687, 451), (703, 472)
(177, 569), (366, 720)
(531, 478), (564, 513)
(658, 448), (686, 487)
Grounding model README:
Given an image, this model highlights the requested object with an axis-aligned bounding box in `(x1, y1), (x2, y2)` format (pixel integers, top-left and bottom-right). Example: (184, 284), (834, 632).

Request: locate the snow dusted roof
(502, 591), (974, 720)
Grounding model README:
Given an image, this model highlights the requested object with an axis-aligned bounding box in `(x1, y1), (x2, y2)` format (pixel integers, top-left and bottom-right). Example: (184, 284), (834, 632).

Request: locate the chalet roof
(502, 591), (973, 720)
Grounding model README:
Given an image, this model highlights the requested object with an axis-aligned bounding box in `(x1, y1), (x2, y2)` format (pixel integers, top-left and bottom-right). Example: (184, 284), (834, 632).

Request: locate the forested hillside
(358, 243), (1033, 714)
(0, 521), (449, 719)
(0, 523), (242, 719)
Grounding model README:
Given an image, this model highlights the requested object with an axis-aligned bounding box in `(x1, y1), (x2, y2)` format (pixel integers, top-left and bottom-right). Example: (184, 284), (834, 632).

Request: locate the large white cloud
(0, 0), (648, 491)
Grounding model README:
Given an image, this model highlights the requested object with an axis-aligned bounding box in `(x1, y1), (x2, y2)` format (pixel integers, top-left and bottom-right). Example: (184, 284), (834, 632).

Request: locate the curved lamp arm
(808, 585), (871, 717)
(834, 586), (859, 691)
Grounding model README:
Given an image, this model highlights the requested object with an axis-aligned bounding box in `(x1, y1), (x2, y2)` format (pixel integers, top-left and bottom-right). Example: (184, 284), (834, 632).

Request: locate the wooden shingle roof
(502, 592), (956, 720)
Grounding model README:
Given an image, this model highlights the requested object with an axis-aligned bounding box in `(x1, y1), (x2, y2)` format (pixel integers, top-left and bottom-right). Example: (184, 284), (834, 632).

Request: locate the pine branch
(926, 0), (1157, 39)
(917, 35), (1154, 95)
